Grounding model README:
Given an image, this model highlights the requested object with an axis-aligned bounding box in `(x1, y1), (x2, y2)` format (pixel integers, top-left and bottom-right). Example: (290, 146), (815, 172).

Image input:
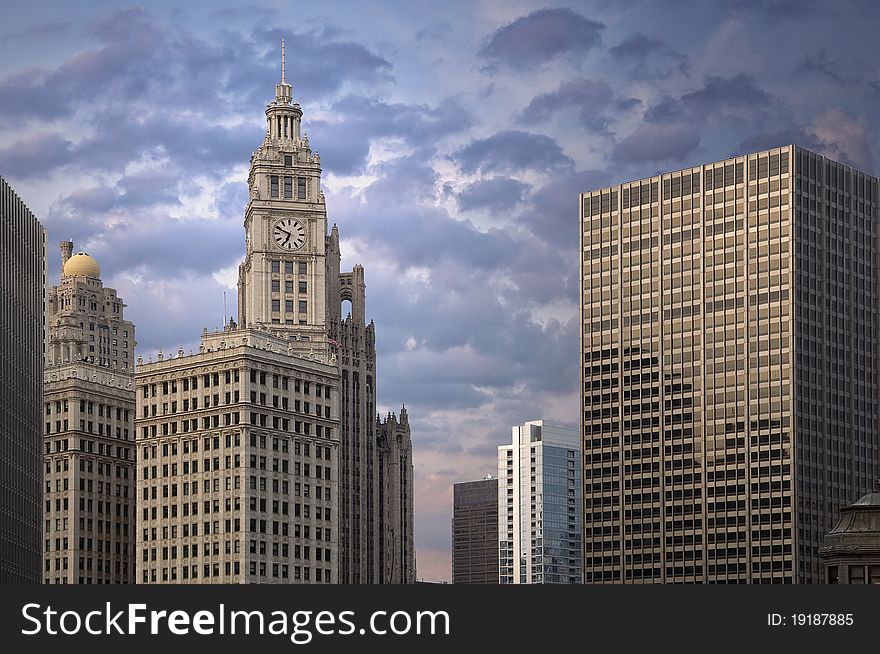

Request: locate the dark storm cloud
(0, 8), (163, 122)
(680, 74), (774, 118)
(478, 8), (604, 68)
(251, 27), (393, 101)
(608, 32), (689, 78)
(0, 11), (393, 126)
(612, 122), (701, 163)
(456, 177), (530, 213)
(797, 49), (862, 86)
(519, 78), (637, 132)
(0, 133), (74, 179)
(612, 74), (774, 163)
(310, 95), (471, 176)
(520, 168), (613, 249)
(455, 130), (574, 174)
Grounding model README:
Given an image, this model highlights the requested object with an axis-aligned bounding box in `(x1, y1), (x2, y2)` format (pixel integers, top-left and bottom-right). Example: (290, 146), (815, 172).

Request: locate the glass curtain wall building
(579, 145), (879, 583)
(499, 420), (582, 584)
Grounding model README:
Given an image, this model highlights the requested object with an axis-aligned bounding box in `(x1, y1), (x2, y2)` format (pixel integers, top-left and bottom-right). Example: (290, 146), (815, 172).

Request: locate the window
(284, 176), (292, 199)
(849, 565), (866, 584)
(298, 281), (307, 293)
(272, 300), (280, 312)
(286, 300), (294, 312)
(299, 301), (307, 314)
(297, 177), (307, 199)
(285, 280), (294, 293)
(271, 280), (280, 293)
(298, 262), (307, 275)
(285, 262), (294, 274)
(827, 565), (838, 584)
(270, 175), (279, 198)
(271, 261), (280, 274)
(284, 155), (292, 167)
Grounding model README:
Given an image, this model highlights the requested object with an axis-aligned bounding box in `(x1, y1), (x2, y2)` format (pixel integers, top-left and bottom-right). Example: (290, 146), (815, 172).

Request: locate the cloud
(0, 133), (75, 179)
(310, 95), (471, 176)
(455, 130), (574, 174)
(519, 78), (637, 132)
(679, 73), (773, 118)
(456, 176), (530, 213)
(612, 122), (701, 163)
(478, 8), (604, 68)
(609, 32), (689, 78)
(611, 74), (774, 163)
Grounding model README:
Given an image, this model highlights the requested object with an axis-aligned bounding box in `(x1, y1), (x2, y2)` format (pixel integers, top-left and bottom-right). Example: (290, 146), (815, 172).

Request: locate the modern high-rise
(452, 476), (498, 584)
(43, 242), (136, 583)
(499, 420), (582, 584)
(579, 145), (879, 584)
(0, 177), (45, 584)
(135, 41), (414, 584)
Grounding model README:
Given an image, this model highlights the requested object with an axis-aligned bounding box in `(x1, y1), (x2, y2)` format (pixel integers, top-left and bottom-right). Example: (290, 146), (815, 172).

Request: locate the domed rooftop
(63, 252), (100, 278)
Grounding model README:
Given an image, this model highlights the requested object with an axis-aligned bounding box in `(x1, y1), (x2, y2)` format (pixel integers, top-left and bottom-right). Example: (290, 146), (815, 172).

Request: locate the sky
(1, 0), (877, 582)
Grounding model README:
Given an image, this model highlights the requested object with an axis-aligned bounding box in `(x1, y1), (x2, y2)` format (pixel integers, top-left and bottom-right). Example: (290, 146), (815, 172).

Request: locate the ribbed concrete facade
(0, 177), (45, 584)
(580, 145), (879, 583)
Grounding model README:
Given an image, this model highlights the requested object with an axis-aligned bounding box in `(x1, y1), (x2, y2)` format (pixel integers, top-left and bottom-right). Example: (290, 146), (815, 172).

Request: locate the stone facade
(0, 176), (45, 584)
(234, 42), (414, 583)
(819, 481), (880, 584)
(43, 241), (136, 583)
(136, 42), (414, 583)
(376, 409), (415, 583)
(136, 328), (339, 583)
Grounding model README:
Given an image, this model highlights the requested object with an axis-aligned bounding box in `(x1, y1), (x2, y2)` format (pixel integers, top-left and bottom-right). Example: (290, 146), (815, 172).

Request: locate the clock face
(273, 218), (306, 251)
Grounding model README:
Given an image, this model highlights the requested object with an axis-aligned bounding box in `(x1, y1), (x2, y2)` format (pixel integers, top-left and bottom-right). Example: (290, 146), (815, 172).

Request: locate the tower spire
(281, 38), (286, 84)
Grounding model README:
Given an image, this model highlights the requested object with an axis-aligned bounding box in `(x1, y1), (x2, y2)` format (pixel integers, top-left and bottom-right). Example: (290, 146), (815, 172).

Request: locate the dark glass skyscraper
(579, 145), (879, 583)
(452, 476), (499, 583)
(0, 177), (45, 583)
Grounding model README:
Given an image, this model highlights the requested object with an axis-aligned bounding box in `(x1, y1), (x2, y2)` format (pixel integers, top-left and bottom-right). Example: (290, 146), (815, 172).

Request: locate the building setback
(43, 242), (136, 583)
(579, 145), (879, 583)
(136, 41), (413, 584)
(0, 177), (45, 584)
(499, 420), (582, 584)
(452, 476), (499, 584)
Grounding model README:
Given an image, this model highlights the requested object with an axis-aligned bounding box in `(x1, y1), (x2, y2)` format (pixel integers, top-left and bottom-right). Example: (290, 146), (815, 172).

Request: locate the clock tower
(238, 39), (328, 357)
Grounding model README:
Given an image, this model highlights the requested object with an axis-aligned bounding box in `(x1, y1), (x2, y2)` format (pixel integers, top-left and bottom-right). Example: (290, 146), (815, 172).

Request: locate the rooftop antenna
(281, 38), (286, 84)
(223, 291), (227, 329)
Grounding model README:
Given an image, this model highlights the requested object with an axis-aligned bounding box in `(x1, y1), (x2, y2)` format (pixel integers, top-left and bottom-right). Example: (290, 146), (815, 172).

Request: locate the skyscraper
(499, 420), (582, 584)
(0, 177), (45, 584)
(579, 145), (879, 584)
(136, 41), (413, 584)
(43, 242), (136, 583)
(452, 476), (498, 584)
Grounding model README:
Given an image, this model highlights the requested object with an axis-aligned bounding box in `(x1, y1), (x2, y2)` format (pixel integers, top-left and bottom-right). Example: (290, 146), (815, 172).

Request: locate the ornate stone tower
(238, 39), (328, 360)
(44, 241), (136, 583)
(235, 43), (415, 583)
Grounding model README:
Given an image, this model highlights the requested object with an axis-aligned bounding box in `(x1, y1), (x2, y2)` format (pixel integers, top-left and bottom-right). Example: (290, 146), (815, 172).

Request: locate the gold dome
(63, 252), (101, 278)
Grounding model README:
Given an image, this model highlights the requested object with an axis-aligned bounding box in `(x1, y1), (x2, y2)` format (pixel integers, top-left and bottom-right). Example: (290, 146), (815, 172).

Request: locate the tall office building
(499, 420), (582, 584)
(0, 177), (45, 583)
(579, 145), (879, 584)
(136, 328), (339, 583)
(452, 476), (498, 584)
(136, 41), (413, 583)
(43, 242), (136, 583)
